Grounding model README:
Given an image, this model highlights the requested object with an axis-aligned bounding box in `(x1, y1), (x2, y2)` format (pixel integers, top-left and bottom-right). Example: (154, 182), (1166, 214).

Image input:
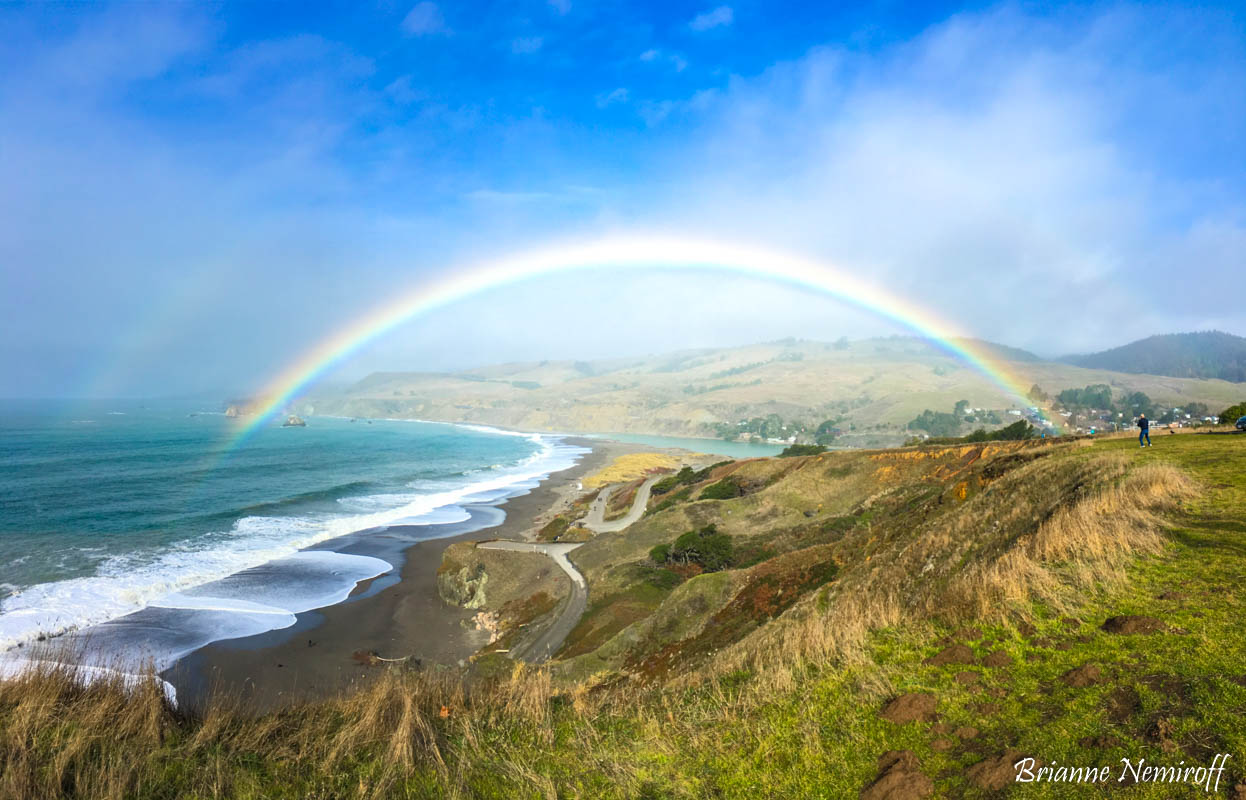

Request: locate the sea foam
(0, 431), (587, 663)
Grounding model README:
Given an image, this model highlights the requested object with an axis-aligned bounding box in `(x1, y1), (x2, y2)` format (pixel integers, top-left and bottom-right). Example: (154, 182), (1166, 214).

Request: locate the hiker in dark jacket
(1137, 414), (1151, 447)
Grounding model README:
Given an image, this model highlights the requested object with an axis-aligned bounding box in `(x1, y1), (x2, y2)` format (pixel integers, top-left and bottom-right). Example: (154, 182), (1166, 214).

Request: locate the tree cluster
(649, 524), (735, 572)
(1219, 402), (1246, 424)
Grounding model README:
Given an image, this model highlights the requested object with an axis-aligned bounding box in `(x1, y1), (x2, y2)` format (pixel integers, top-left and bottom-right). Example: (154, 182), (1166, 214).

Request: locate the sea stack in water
(282, 415), (307, 427)
(224, 405), (240, 418)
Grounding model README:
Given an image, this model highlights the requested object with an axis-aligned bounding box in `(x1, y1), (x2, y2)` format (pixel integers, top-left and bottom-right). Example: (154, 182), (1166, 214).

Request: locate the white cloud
(402, 2), (447, 35)
(596, 87), (629, 108)
(511, 36), (544, 55)
(633, 10), (1246, 352)
(690, 6), (733, 32)
(4, 3), (1243, 396)
(639, 48), (688, 71)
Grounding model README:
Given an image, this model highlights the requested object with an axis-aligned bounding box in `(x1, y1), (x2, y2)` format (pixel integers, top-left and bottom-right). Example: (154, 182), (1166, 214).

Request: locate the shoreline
(163, 435), (677, 711)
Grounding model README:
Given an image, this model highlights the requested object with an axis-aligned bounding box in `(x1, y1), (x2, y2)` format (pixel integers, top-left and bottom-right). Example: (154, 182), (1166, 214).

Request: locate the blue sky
(1, 1), (1244, 397)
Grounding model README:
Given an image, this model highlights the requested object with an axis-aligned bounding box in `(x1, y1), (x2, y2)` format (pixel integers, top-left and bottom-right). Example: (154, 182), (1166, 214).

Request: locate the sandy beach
(163, 436), (680, 711)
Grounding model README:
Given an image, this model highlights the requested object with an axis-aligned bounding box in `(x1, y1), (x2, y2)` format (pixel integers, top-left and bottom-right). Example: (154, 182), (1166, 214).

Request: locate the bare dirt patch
(1061, 664), (1104, 688)
(1101, 615), (1165, 634)
(982, 650), (1014, 667)
(860, 750), (933, 800)
(923, 644), (975, 666)
(880, 693), (938, 725)
(967, 749), (1035, 792)
(1104, 686), (1141, 724)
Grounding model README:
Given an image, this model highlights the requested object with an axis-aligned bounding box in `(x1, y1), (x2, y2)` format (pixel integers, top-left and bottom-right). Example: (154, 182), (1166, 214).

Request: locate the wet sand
(163, 436), (663, 711)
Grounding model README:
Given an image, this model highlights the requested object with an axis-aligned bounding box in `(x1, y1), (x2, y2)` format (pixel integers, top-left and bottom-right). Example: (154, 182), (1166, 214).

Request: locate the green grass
(506, 434), (1246, 798)
(589, 433), (1246, 798)
(6, 434), (1246, 798)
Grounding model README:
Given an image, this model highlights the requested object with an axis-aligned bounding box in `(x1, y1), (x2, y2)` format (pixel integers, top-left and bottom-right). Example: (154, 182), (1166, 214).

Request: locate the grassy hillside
(1062, 331), (1246, 383)
(307, 337), (1246, 446)
(5, 431), (1246, 798)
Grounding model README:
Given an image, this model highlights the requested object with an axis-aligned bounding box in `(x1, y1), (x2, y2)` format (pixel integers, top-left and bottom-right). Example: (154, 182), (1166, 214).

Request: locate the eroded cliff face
(437, 560), (489, 609)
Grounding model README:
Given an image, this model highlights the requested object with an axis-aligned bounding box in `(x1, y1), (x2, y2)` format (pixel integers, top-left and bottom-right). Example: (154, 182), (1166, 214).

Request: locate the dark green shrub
(700, 477), (742, 500)
(779, 443), (827, 457)
(667, 524), (734, 571)
(647, 486), (693, 516)
(650, 524), (735, 572)
(914, 419), (1037, 445)
(650, 474), (683, 495)
(907, 409), (961, 437)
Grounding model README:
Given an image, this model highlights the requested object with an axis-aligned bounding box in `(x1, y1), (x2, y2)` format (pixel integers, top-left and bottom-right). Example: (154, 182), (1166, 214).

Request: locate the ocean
(0, 399), (586, 677)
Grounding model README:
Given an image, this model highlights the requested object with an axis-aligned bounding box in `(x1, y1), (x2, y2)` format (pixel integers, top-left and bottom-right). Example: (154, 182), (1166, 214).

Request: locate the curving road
(476, 541), (586, 663)
(580, 475), (660, 534)
(477, 477), (657, 662)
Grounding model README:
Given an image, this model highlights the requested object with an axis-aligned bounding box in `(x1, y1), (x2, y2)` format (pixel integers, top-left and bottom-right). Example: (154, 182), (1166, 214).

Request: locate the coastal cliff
(437, 542), (568, 612)
(436, 554), (489, 609)
(7, 433), (1246, 797)
(436, 542), (572, 658)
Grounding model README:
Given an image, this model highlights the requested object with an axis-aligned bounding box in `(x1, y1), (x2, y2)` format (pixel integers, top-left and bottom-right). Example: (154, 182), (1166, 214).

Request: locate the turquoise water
(591, 432), (786, 459)
(0, 400), (585, 664)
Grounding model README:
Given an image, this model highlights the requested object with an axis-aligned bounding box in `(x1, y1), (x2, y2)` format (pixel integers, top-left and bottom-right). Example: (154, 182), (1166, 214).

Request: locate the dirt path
(476, 541), (586, 663)
(580, 475), (660, 533)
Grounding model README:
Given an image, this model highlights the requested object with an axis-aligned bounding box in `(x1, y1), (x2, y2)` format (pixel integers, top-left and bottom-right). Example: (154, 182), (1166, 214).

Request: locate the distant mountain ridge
(308, 335), (1246, 445)
(1060, 331), (1246, 383)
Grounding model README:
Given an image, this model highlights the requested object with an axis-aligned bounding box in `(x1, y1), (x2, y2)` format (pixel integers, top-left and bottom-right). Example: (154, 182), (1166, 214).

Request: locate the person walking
(1137, 413), (1151, 447)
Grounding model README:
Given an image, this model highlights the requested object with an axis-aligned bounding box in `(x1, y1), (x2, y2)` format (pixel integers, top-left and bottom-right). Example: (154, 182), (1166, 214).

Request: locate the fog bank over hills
(307, 335), (1245, 447)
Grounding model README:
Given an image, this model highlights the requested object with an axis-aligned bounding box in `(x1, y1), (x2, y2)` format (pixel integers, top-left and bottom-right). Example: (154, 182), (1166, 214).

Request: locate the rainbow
(233, 234), (1058, 442)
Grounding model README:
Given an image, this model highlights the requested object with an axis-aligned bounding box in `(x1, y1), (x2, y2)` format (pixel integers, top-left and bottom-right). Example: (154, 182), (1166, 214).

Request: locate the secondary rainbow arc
(232, 235), (1058, 443)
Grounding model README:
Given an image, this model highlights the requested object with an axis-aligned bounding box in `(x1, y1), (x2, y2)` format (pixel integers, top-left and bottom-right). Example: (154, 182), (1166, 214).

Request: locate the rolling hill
(1061, 330), (1246, 382)
(306, 336), (1246, 446)
(12, 432), (1246, 797)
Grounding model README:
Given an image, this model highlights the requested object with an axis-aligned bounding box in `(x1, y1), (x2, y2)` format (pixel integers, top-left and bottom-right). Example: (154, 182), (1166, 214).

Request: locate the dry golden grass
(701, 451), (1197, 696)
(0, 655), (594, 800)
(581, 452), (681, 488)
(0, 663), (172, 800)
(0, 443), (1206, 799)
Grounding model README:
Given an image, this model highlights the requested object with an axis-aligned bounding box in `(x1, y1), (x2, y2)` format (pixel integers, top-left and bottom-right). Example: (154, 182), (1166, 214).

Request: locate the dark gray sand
(163, 437), (661, 711)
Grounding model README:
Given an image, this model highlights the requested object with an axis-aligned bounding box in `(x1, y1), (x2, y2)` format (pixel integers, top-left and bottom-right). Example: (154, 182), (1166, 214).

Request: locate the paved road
(477, 478), (658, 662)
(580, 475), (660, 533)
(476, 541), (586, 663)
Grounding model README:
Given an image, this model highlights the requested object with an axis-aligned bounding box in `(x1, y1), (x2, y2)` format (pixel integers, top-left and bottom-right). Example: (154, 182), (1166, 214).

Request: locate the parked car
(1237, 415), (1246, 431)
